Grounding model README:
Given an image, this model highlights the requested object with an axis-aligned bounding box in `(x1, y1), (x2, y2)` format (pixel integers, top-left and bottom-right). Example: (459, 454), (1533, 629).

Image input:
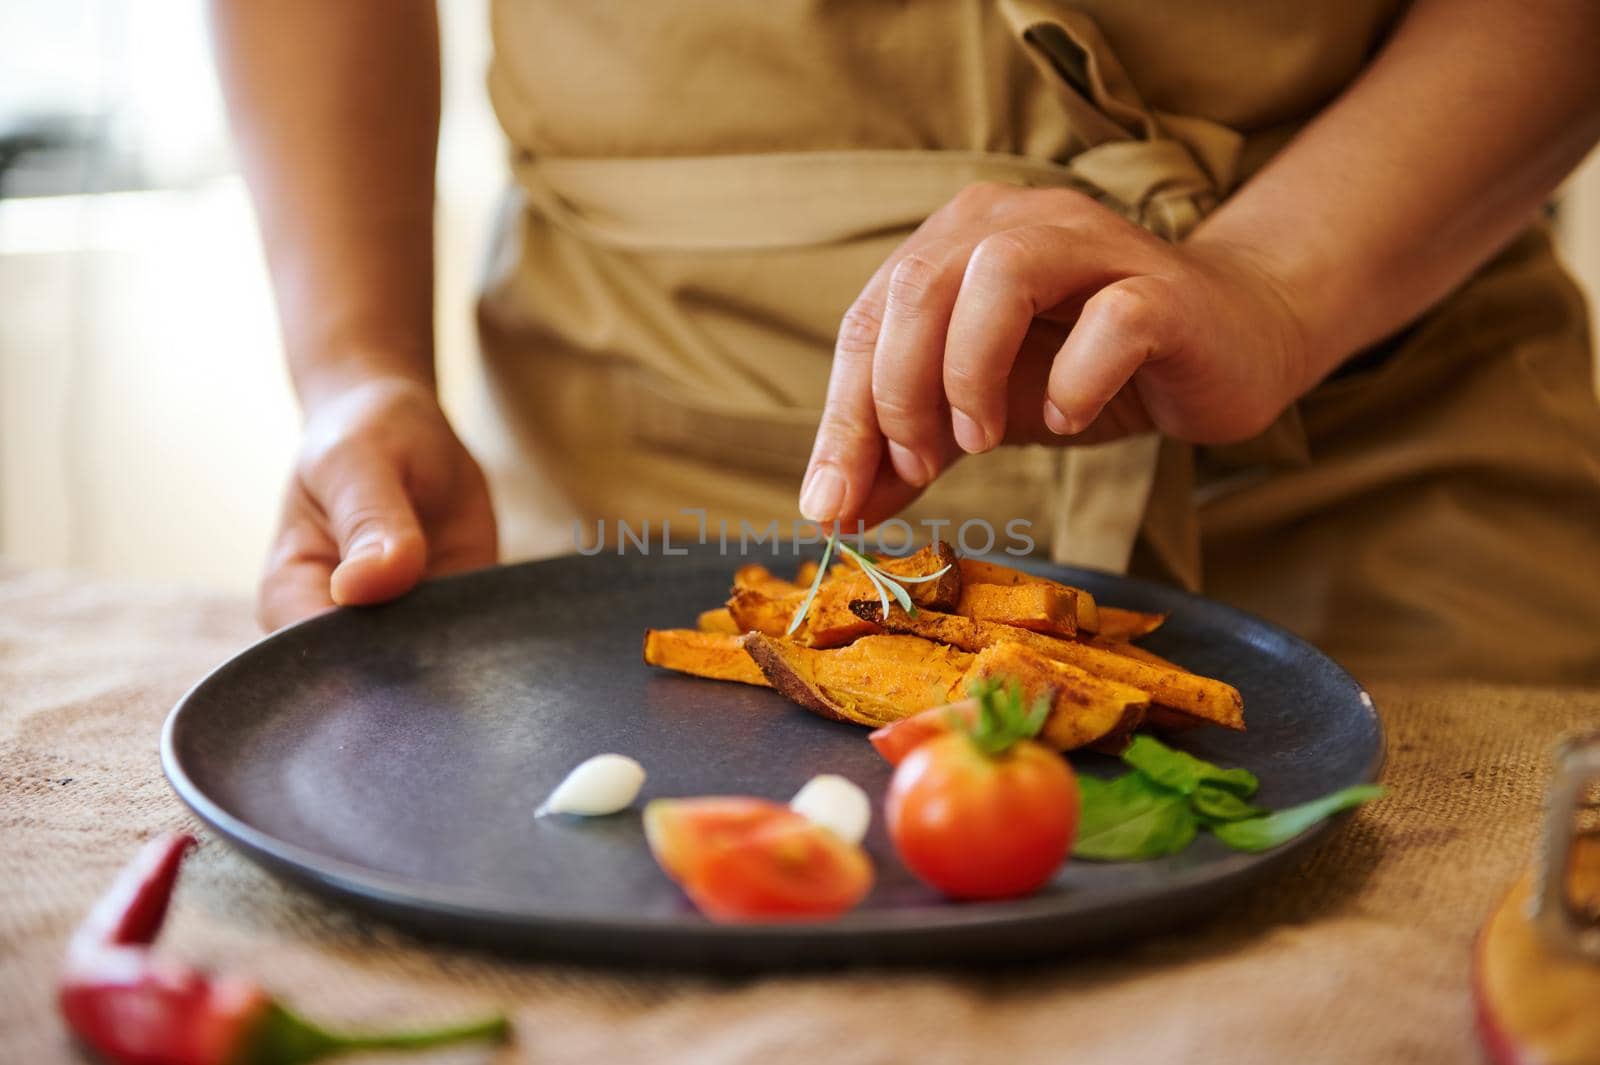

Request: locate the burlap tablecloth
(3, 563), (1596, 1065)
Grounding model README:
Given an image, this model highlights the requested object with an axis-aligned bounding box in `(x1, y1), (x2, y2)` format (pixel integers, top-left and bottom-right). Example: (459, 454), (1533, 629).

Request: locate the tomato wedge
(868, 698), (979, 766)
(643, 797), (779, 882)
(643, 798), (873, 922)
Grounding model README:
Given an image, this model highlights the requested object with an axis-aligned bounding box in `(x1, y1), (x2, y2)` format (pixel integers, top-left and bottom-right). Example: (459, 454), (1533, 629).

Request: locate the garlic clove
(537, 754), (647, 817)
(789, 774), (871, 845)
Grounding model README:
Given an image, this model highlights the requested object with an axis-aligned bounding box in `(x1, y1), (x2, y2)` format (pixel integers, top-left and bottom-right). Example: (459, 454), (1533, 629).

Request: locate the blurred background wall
(0, 0), (502, 594)
(1, 2), (1598, 596)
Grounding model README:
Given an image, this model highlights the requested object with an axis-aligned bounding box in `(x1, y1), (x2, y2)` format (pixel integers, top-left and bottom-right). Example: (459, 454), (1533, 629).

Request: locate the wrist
(1183, 233), (1332, 408)
(293, 344), (437, 417)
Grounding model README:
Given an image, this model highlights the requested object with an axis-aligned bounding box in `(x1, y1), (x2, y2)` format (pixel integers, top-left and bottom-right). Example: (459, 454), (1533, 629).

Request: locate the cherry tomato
(643, 797), (873, 922)
(868, 699), (979, 766)
(885, 733), (1078, 900)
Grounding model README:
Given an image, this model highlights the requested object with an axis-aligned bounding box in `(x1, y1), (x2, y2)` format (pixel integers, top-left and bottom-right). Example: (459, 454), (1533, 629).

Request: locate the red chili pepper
(59, 833), (510, 1065)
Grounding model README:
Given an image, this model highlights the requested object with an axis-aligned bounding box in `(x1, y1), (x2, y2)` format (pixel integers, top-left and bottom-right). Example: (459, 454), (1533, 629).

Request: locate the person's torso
(489, 0), (1406, 173)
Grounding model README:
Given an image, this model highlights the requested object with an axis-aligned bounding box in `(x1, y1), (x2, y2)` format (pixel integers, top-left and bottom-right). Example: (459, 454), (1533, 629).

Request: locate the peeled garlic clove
(789, 774), (870, 845)
(537, 754), (646, 817)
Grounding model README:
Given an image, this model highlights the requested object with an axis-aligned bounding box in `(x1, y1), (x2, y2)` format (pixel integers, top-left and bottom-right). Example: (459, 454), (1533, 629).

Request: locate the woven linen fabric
(2, 562), (1595, 1064)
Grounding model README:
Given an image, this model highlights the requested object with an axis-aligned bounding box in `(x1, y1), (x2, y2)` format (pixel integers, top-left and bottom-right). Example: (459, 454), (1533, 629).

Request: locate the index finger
(800, 269), (892, 524)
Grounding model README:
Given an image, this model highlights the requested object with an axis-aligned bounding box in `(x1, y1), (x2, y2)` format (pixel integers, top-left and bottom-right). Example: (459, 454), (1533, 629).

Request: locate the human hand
(257, 376), (497, 630)
(798, 182), (1312, 525)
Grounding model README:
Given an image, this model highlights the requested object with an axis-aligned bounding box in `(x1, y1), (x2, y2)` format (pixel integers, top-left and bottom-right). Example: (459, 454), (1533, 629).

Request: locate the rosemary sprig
(784, 533), (836, 636)
(785, 532), (952, 636)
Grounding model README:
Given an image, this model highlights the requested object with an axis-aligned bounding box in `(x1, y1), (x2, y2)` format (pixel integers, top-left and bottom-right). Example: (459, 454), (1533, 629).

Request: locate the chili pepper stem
(249, 1002), (510, 1065)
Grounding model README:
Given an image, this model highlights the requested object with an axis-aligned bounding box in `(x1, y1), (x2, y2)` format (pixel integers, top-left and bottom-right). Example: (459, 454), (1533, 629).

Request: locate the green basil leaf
(1212, 784), (1386, 852)
(1120, 734), (1259, 798)
(1190, 782), (1267, 823)
(1073, 772), (1198, 861)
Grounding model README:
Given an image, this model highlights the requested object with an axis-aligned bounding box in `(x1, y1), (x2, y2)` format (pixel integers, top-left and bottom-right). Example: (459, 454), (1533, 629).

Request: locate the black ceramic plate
(162, 548), (1382, 967)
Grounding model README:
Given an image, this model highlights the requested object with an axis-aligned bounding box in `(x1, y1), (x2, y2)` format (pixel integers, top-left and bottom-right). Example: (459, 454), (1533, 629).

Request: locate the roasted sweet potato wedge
(643, 629), (769, 687)
(727, 580), (880, 648)
(852, 602), (1245, 731)
(1087, 636), (1181, 670)
(961, 642), (1148, 752)
(732, 564), (802, 597)
(956, 558), (1099, 631)
(728, 541), (961, 648)
(803, 577), (887, 646)
(956, 582), (1076, 637)
(726, 587), (795, 638)
(811, 542), (962, 605)
(1143, 707), (1208, 732)
(696, 607), (741, 635)
(1084, 639), (1206, 733)
(741, 633), (971, 728)
(1093, 606), (1167, 641)
(869, 541), (962, 611)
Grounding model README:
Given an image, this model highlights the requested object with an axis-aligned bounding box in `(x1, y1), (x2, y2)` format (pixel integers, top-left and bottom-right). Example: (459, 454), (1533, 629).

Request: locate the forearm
(209, 0), (441, 411)
(1191, 0), (1600, 392)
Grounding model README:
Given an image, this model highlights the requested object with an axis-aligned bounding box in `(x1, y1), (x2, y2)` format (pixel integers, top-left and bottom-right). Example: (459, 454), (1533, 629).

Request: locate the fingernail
(1043, 400), (1074, 436)
(951, 409), (991, 454)
(887, 441), (931, 486)
(799, 465), (846, 521)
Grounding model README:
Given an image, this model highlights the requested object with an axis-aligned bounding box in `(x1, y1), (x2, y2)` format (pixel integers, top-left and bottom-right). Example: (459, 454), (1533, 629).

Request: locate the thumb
(315, 451), (428, 607)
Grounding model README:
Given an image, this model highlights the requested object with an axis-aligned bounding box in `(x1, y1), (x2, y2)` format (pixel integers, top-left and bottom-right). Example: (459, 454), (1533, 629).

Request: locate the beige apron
(478, 0), (1600, 683)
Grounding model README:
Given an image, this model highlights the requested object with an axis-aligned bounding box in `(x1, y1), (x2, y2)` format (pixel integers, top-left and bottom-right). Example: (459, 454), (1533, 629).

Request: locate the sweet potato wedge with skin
(643, 629), (769, 687)
(1080, 638), (1210, 732)
(956, 558), (1099, 631)
(956, 582), (1076, 637)
(808, 542), (960, 608)
(732, 564), (802, 597)
(741, 633), (971, 728)
(819, 543), (953, 601)
(852, 602), (1245, 731)
(1143, 707), (1208, 733)
(1094, 606), (1167, 640)
(803, 578), (885, 646)
(696, 607), (741, 635)
(726, 581), (880, 648)
(1087, 636), (1182, 670)
(869, 541), (962, 611)
(727, 541), (961, 647)
(726, 587), (795, 637)
(961, 642), (1148, 752)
